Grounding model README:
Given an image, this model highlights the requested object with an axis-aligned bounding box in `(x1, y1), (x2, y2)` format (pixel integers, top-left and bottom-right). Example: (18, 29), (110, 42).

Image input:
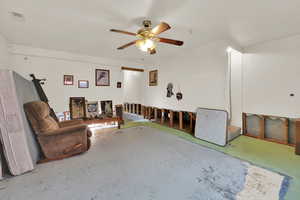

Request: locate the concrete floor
(0, 126), (288, 200)
(125, 122), (300, 200)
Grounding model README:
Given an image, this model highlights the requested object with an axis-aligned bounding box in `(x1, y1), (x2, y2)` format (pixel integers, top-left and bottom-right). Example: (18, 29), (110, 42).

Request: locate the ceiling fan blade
(110, 29), (137, 36)
(151, 22), (171, 35)
(117, 40), (137, 50)
(149, 48), (156, 55)
(158, 37), (184, 46)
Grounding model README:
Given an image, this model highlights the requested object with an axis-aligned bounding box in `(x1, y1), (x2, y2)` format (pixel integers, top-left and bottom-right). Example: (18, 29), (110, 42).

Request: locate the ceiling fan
(110, 20), (184, 55)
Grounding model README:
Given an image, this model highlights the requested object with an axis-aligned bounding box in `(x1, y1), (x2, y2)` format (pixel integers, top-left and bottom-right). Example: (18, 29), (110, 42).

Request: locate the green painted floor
(122, 121), (300, 200)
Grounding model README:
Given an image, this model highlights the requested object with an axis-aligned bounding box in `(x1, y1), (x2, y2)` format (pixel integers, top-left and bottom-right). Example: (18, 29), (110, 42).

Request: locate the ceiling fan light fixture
(110, 20), (183, 54)
(136, 39), (156, 52)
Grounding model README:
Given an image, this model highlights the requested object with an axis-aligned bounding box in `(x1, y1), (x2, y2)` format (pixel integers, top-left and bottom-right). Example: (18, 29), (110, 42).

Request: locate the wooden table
(83, 117), (122, 129)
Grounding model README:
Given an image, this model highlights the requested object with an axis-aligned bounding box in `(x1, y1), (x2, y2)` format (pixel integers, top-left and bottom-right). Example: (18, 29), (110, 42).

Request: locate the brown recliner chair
(24, 101), (91, 162)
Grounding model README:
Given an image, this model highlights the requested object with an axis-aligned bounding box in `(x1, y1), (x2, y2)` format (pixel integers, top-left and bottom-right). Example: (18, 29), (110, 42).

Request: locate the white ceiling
(1, 0), (300, 62)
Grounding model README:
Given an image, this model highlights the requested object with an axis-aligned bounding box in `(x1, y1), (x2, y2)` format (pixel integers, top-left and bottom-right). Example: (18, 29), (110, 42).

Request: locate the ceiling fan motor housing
(143, 20), (152, 28)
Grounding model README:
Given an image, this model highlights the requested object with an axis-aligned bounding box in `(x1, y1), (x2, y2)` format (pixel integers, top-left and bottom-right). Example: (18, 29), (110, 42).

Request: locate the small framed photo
(100, 100), (113, 116)
(149, 70), (158, 86)
(95, 69), (110, 86)
(86, 101), (99, 118)
(69, 97), (86, 119)
(117, 82), (122, 88)
(78, 80), (89, 88)
(64, 75), (74, 85)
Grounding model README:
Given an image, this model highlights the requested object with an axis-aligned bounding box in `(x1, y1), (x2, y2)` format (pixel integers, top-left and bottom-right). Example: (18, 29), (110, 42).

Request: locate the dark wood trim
(141, 105), (144, 117)
(145, 106), (148, 118)
(123, 103), (128, 112)
(284, 119), (289, 144)
(169, 110), (174, 127)
(242, 113), (247, 135)
(259, 116), (265, 139)
(189, 112), (194, 131)
(296, 119), (300, 155)
(121, 66), (144, 72)
(161, 109), (165, 124)
(146, 107), (149, 119)
(179, 111), (183, 130)
(115, 105), (124, 125)
(142, 106), (147, 118)
(154, 108), (158, 121)
(147, 107), (153, 119)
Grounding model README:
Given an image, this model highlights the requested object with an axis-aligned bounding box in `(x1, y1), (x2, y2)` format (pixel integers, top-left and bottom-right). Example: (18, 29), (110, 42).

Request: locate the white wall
(243, 35), (300, 118)
(0, 33), (10, 69)
(123, 70), (144, 103)
(143, 41), (231, 112)
(9, 45), (147, 113)
(9, 34), (300, 121)
(228, 49), (243, 127)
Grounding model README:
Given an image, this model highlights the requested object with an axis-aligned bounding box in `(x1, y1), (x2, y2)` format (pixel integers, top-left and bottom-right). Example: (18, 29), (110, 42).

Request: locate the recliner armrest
(59, 119), (83, 127)
(40, 124), (87, 136)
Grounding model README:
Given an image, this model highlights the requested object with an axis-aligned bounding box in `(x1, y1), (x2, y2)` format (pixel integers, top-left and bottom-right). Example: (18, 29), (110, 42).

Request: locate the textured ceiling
(1, 0), (300, 62)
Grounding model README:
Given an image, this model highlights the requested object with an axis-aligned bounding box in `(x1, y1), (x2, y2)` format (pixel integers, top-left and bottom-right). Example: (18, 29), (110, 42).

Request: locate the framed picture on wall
(149, 70), (158, 86)
(86, 101), (99, 118)
(78, 80), (89, 88)
(63, 75), (74, 85)
(69, 97), (86, 119)
(100, 100), (113, 117)
(95, 69), (110, 86)
(117, 82), (122, 88)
